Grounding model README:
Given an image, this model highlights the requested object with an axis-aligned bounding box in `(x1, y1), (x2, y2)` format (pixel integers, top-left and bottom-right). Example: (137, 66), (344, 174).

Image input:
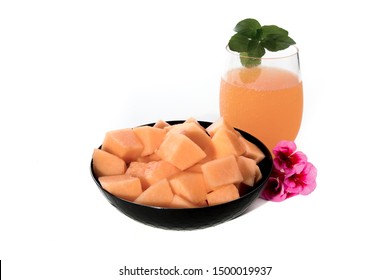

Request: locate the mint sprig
(228, 18), (296, 67)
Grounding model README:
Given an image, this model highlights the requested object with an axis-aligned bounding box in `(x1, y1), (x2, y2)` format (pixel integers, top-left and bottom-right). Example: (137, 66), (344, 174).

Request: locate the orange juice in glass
(220, 46), (303, 151)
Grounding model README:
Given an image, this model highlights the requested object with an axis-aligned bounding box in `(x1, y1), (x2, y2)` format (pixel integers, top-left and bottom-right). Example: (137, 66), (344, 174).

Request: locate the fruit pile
(92, 118), (265, 208)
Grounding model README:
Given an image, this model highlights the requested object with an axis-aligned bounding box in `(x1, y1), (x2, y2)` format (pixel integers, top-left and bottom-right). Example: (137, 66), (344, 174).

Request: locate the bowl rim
(91, 119), (273, 211)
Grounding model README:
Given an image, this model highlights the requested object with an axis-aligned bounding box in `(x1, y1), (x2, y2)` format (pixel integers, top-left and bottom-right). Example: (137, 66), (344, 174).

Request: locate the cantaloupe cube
(136, 153), (161, 163)
(133, 126), (167, 157)
(255, 164), (262, 183)
(198, 199), (208, 207)
(153, 119), (170, 129)
(186, 163), (203, 173)
(156, 132), (206, 170)
(184, 117), (207, 131)
(239, 136), (266, 163)
(92, 148), (126, 177)
(134, 178), (174, 207)
(236, 183), (253, 197)
(102, 128), (144, 163)
(237, 156), (261, 186)
(201, 155), (243, 188)
(211, 127), (246, 158)
(206, 117), (239, 137)
(167, 122), (212, 151)
(206, 184), (240, 206)
(98, 174), (142, 202)
(126, 161), (148, 189)
(197, 142), (217, 164)
(169, 194), (198, 208)
(126, 160), (180, 190)
(144, 160), (180, 186)
(169, 171), (207, 205)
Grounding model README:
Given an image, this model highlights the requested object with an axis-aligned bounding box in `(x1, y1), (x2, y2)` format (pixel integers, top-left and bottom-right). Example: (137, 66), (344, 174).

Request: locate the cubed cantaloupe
(169, 194), (198, 208)
(94, 117), (266, 209)
(239, 136), (266, 163)
(136, 153), (161, 163)
(102, 128), (144, 163)
(133, 126), (166, 157)
(153, 119), (170, 129)
(126, 160), (180, 190)
(98, 174), (142, 202)
(167, 122), (212, 151)
(92, 148), (126, 177)
(206, 117), (239, 137)
(134, 178), (174, 207)
(237, 155), (260, 187)
(186, 163), (203, 173)
(206, 184), (240, 206)
(184, 117), (204, 128)
(201, 154), (243, 188)
(156, 132), (206, 170)
(144, 160), (180, 187)
(169, 171), (207, 205)
(126, 161), (148, 189)
(211, 127), (245, 158)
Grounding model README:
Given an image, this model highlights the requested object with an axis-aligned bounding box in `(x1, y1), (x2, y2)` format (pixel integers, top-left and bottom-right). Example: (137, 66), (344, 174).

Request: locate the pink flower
(260, 140), (317, 202)
(283, 162), (317, 195)
(260, 172), (298, 202)
(273, 140), (307, 177)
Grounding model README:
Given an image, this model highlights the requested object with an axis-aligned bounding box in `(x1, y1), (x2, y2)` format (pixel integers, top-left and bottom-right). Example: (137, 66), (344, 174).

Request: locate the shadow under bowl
(90, 120), (273, 230)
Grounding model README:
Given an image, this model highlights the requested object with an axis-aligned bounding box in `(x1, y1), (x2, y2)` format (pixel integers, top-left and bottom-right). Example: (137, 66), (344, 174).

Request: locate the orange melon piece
(186, 163), (203, 173)
(206, 184), (240, 206)
(169, 194), (197, 208)
(136, 153), (161, 163)
(92, 148), (126, 177)
(197, 142), (217, 164)
(153, 119), (170, 129)
(156, 132), (206, 170)
(126, 160), (180, 190)
(126, 161), (148, 189)
(144, 160), (180, 187)
(98, 174), (142, 202)
(237, 156), (261, 186)
(211, 127), (246, 158)
(201, 155), (243, 188)
(167, 122), (211, 151)
(206, 117), (239, 137)
(239, 136), (266, 163)
(184, 117), (207, 131)
(169, 171), (208, 205)
(102, 128), (144, 163)
(134, 178), (174, 207)
(133, 126), (166, 156)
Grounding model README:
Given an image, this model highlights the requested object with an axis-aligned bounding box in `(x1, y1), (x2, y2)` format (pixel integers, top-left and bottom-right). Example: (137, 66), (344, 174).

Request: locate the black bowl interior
(90, 120), (273, 230)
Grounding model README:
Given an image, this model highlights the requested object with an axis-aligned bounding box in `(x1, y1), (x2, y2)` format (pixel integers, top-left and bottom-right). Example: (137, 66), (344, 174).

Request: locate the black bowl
(90, 120), (273, 230)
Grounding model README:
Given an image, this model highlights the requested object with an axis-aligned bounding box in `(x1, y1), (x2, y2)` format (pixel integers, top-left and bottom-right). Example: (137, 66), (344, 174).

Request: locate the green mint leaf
(234, 18), (261, 38)
(260, 25), (289, 39)
(228, 33), (250, 52)
(227, 19), (296, 68)
(247, 40), (266, 57)
(261, 34), (296, 52)
(241, 41), (265, 67)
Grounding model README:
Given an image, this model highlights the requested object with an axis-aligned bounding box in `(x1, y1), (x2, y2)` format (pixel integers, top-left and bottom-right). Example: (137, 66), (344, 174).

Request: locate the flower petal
(290, 151), (307, 174)
(273, 140), (296, 158)
(300, 163), (317, 195)
(259, 176), (288, 202)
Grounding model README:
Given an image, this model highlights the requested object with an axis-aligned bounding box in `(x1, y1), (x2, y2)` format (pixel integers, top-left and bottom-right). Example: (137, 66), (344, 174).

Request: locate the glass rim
(225, 45), (299, 60)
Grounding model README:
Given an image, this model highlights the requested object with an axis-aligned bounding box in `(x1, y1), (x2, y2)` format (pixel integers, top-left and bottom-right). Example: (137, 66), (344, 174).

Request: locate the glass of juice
(219, 45), (303, 151)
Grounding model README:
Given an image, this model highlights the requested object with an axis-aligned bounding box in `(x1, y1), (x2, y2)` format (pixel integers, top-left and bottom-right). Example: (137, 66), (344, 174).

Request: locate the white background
(1, 0), (389, 279)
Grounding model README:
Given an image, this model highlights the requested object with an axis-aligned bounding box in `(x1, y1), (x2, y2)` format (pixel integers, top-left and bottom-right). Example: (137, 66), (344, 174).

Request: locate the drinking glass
(219, 45), (303, 151)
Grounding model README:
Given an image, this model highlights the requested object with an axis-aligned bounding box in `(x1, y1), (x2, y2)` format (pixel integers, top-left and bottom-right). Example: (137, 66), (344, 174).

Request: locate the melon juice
(220, 66), (303, 151)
